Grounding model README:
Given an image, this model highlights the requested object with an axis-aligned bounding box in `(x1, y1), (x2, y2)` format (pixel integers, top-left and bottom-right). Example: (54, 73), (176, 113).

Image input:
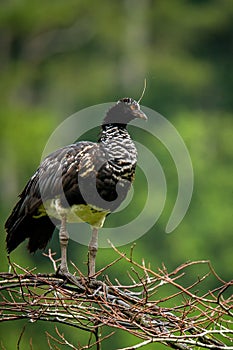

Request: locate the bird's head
(103, 97), (147, 127)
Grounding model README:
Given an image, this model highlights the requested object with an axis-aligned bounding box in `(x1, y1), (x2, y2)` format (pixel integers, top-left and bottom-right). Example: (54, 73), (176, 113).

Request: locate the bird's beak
(133, 109), (148, 121)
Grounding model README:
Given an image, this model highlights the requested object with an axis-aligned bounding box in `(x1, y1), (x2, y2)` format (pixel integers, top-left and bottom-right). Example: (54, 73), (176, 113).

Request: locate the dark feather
(5, 98), (146, 253)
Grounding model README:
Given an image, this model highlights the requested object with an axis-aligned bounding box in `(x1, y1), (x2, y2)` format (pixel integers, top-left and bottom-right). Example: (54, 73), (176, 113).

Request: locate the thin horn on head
(138, 78), (147, 104)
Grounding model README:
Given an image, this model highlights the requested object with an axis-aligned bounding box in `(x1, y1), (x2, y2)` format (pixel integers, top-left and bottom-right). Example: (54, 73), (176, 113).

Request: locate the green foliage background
(0, 1), (232, 349)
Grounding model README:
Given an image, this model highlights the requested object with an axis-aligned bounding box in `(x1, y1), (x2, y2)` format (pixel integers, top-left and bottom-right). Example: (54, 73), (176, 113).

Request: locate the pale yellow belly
(34, 199), (110, 228)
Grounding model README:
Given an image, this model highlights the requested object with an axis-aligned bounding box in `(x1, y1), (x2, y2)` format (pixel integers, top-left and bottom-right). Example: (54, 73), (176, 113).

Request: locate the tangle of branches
(0, 243), (232, 350)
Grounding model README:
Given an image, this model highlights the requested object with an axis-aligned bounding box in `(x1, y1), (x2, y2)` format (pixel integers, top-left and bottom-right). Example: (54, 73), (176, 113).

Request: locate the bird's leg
(88, 227), (98, 278)
(57, 215), (84, 289)
(59, 214), (69, 275)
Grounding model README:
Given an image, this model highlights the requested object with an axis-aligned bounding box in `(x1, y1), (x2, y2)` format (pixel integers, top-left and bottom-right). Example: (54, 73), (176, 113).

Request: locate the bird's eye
(117, 98), (140, 110)
(130, 101), (140, 111)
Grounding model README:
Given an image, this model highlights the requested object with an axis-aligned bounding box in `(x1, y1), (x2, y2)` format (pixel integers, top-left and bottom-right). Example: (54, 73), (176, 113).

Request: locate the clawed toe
(56, 266), (84, 290)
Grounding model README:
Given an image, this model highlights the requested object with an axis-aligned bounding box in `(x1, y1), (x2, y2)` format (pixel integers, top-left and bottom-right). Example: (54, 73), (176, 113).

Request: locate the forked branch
(0, 247), (232, 350)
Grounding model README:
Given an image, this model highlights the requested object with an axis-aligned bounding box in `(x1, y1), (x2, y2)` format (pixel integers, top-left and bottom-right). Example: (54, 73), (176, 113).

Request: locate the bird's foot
(56, 265), (106, 293)
(56, 265), (85, 290)
(87, 277), (104, 289)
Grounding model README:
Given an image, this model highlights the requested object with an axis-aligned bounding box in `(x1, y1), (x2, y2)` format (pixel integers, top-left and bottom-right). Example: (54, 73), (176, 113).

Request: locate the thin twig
(0, 247), (232, 350)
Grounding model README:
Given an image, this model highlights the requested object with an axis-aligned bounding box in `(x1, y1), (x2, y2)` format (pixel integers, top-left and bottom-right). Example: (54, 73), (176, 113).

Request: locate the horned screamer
(5, 98), (147, 283)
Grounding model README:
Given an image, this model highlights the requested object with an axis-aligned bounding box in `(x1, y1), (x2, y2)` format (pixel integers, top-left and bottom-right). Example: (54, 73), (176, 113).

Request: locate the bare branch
(0, 246), (232, 350)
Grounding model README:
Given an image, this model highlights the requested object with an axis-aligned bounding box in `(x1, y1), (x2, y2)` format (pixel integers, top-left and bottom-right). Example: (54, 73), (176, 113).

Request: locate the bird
(5, 97), (147, 283)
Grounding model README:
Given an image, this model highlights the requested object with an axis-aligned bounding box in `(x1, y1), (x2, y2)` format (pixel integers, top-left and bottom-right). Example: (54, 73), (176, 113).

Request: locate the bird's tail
(5, 198), (56, 253)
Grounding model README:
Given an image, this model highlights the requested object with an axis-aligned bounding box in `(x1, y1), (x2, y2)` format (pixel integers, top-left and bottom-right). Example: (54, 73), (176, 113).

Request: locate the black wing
(5, 140), (134, 253)
(5, 141), (96, 253)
